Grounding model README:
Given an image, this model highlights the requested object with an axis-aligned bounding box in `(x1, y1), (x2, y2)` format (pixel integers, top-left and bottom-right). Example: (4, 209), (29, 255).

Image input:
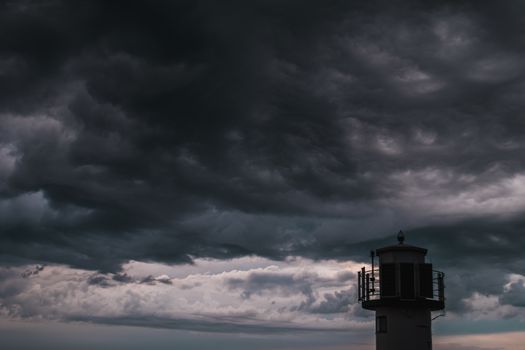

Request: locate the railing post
(366, 273), (370, 301)
(438, 272), (445, 301)
(358, 271), (361, 301)
(361, 267), (366, 302)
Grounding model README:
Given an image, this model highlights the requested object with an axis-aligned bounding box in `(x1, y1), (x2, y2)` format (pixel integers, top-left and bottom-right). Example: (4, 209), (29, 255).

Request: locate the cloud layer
(1, 0), (525, 271)
(1, 0), (525, 343)
(0, 258), (368, 333)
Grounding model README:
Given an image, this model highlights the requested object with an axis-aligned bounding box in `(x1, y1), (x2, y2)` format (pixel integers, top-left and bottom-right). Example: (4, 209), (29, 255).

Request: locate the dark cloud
(87, 273), (114, 287)
(226, 270), (357, 315)
(65, 314), (351, 334)
(227, 272), (315, 300)
(499, 279), (525, 308)
(304, 289), (354, 314)
(21, 264), (44, 278)
(0, 0), (524, 304)
(88, 272), (173, 286)
(0, 268), (28, 299)
(112, 272), (133, 283)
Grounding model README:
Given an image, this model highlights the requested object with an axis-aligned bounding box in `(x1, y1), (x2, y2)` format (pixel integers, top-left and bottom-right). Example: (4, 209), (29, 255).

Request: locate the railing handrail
(358, 266), (445, 303)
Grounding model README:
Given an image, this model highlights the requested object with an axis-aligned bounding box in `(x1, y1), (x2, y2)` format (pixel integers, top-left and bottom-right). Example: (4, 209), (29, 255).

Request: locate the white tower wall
(375, 306), (432, 350)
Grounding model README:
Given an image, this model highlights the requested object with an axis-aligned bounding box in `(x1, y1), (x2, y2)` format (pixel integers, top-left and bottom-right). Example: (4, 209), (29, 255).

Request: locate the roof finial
(397, 230), (405, 244)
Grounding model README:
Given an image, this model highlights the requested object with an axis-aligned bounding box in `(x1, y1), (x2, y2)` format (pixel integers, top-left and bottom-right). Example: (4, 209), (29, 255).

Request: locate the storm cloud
(0, 0), (524, 273)
(1, 1), (525, 344)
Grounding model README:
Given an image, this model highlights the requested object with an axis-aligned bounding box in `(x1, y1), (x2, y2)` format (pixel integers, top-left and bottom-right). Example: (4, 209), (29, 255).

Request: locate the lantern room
(358, 231), (445, 311)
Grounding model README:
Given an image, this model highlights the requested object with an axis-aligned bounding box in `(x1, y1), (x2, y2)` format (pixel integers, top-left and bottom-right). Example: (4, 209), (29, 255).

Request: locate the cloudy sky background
(1, 0), (525, 349)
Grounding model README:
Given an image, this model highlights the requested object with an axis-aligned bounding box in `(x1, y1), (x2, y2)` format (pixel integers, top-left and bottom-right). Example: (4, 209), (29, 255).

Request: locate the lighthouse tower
(358, 231), (445, 350)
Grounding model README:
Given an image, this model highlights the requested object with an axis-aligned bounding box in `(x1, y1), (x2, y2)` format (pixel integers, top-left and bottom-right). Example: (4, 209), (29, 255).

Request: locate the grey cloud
(0, 268), (29, 299)
(89, 272), (172, 287)
(336, 271), (355, 282)
(139, 275), (172, 285)
(3, 3), (525, 341)
(305, 289), (355, 314)
(226, 272), (315, 300)
(66, 315), (351, 334)
(21, 264), (44, 278)
(139, 275), (158, 285)
(0, 0), (524, 297)
(180, 282), (202, 290)
(226, 270), (357, 314)
(87, 274), (114, 288)
(499, 279), (525, 307)
(154, 275), (172, 285)
(0, 263), (364, 336)
(112, 273), (133, 283)
(435, 345), (500, 350)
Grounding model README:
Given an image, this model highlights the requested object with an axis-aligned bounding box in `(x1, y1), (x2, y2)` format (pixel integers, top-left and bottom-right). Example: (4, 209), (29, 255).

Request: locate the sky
(1, 0), (525, 349)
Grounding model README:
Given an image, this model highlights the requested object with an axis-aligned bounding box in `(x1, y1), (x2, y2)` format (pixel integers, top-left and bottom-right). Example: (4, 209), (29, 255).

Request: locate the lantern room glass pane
(400, 263), (415, 299)
(419, 263), (433, 298)
(380, 263), (396, 297)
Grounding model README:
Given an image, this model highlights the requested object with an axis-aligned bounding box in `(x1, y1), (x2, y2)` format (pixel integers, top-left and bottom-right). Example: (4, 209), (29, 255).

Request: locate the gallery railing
(357, 266), (444, 302)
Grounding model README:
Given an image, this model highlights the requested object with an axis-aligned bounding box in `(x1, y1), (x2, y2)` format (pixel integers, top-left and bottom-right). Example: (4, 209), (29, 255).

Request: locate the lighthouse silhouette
(358, 231), (445, 350)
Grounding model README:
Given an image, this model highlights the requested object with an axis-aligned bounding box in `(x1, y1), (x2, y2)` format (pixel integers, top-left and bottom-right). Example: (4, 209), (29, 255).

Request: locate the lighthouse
(357, 231), (445, 350)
